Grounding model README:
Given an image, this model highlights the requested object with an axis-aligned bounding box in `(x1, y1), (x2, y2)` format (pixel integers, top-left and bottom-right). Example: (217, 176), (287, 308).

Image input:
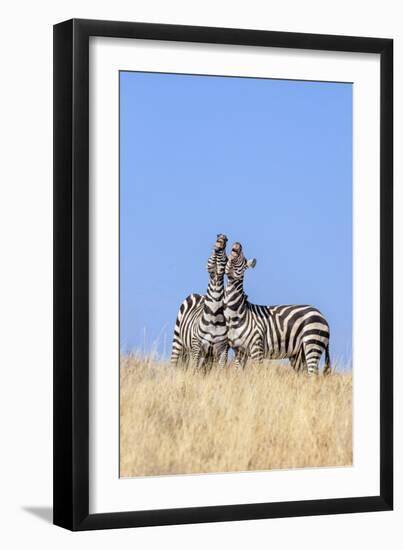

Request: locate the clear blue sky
(120, 71), (352, 365)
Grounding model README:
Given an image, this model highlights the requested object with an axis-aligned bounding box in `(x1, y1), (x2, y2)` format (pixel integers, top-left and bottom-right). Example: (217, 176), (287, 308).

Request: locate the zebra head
(207, 234), (228, 283)
(225, 242), (256, 281)
(214, 233), (228, 252)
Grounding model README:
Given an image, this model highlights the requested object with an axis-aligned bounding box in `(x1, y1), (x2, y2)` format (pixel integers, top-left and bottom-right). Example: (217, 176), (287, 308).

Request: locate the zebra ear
(247, 258), (257, 269)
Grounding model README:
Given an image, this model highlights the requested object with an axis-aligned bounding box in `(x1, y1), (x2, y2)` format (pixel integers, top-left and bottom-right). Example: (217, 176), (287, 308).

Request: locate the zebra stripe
(170, 234), (229, 368)
(224, 242), (331, 375)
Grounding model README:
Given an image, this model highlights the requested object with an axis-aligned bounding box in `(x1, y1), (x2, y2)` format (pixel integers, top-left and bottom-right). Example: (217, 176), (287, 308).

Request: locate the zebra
(170, 234), (229, 368)
(224, 242), (331, 375)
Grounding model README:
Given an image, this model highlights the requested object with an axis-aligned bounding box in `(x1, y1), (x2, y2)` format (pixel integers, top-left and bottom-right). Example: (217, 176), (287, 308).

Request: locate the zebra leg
(302, 341), (321, 375)
(170, 335), (183, 367)
(217, 346), (228, 368)
(181, 351), (190, 369)
(190, 349), (202, 369)
(323, 344), (332, 375)
(190, 339), (205, 369)
(250, 340), (264, 365)
(233, 349), (247, 369)
(290, 346), (304, 372)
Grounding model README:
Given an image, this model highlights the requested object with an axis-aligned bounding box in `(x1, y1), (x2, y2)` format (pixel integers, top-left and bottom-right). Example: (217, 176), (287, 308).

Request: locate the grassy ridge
(120, 356), (352, 477)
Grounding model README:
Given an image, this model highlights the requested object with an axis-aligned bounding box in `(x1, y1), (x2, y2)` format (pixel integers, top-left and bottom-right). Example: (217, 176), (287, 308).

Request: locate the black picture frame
(53, 18), (393, 531)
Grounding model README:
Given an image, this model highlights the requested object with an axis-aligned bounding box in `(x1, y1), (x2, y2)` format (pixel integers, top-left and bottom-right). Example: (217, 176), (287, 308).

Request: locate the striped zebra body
(224, 243), (331, 375)
(170, 235), (228, 368)
(170, 293), (205, 366)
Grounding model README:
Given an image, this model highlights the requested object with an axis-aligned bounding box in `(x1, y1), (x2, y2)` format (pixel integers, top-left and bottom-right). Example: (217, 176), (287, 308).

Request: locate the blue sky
(120, 71), (352, 365)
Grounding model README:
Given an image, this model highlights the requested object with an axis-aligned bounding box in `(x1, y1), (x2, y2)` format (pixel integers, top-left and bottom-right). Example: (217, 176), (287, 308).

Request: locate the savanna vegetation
(120, 355), (352, 477)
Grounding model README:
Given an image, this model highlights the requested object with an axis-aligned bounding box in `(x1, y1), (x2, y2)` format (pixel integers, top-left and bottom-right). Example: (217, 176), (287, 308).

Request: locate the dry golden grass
(120, 355), (352, 477)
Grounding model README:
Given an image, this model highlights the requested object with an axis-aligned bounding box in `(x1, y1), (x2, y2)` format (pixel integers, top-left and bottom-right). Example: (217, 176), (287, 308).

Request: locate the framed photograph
(53, 19), (393, 530)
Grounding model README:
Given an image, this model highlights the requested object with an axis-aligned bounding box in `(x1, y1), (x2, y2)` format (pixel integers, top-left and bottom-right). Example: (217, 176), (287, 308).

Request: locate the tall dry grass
(120, 355), (352, 477)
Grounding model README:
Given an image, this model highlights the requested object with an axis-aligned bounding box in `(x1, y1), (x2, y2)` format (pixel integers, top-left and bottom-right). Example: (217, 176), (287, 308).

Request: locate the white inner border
(89, 37), (380, 514)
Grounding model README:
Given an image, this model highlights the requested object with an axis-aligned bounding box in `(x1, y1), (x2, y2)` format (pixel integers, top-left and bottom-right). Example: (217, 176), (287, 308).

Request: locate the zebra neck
(205, 279), (225, 305)
(205, 248), (226, 307)
(224, 279), (247, 312)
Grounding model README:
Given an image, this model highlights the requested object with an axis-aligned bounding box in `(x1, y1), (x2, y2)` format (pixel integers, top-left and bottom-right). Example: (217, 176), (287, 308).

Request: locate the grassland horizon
(120, 354), (352, 478)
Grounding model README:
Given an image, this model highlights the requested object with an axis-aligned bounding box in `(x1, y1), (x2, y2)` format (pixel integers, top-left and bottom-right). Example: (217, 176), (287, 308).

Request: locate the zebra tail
(323, 345), (331, 375)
